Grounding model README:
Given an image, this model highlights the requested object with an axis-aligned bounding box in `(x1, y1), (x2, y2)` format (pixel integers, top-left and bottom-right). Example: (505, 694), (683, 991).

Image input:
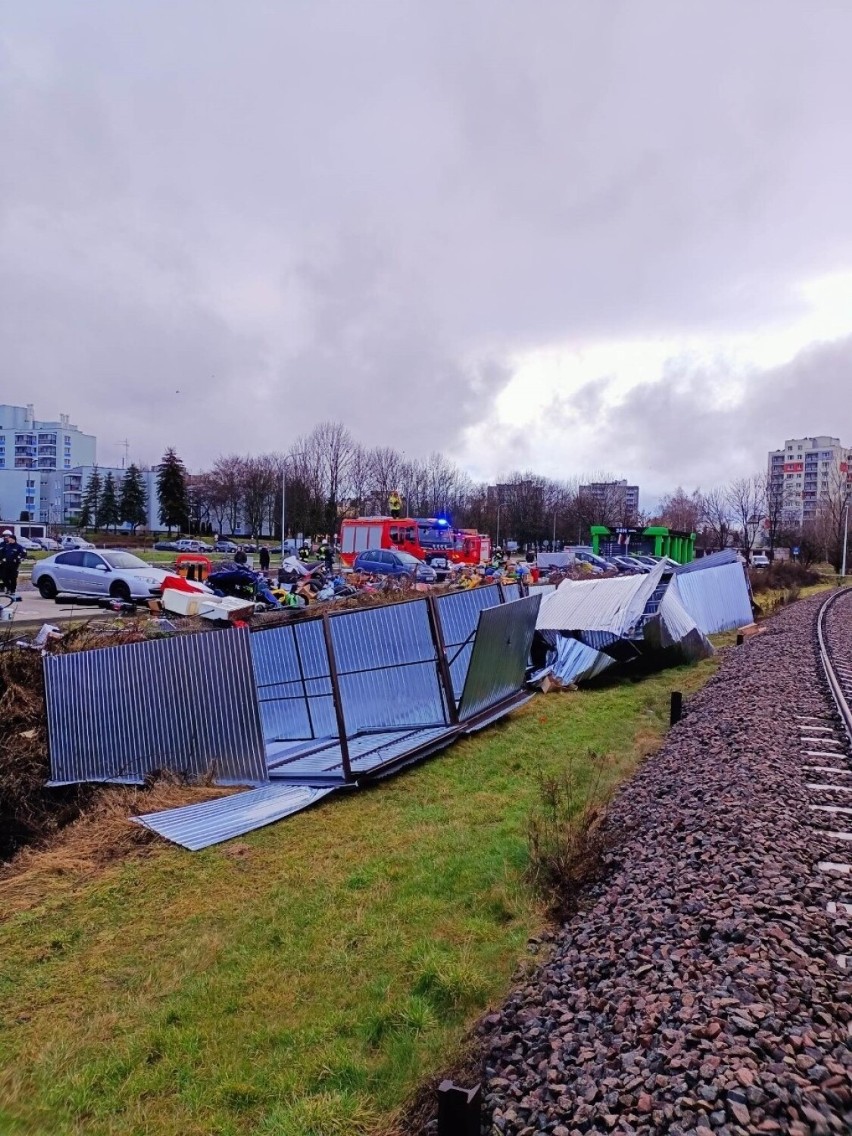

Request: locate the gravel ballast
(479, 590), (852, 1135)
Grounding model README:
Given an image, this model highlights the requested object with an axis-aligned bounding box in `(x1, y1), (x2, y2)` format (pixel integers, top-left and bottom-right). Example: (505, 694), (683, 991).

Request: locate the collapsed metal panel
(134, 783), (335, 850)
(501, 582), (522, 602)
(434, 585), (503, 700)
(330, 600), (448, 733)
(44, 629), (267, 785)
(250, 620), (338, 743)
(673, 563), (753, 634)
(458, 594), (541, 722)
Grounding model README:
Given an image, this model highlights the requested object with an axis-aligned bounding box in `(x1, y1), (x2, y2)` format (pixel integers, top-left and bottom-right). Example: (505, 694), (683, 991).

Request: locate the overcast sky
(3, 1), (852, 504)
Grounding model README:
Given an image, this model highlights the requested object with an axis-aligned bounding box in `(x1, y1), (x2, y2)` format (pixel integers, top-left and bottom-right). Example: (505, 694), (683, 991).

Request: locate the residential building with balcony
(767, 435), (852, 527)
(0, 404), (96, 522)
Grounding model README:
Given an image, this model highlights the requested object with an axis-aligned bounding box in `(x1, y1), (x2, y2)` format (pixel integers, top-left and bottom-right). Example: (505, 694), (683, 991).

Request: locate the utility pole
(842, 504), (849, 578)
(116, 439), (130, 469)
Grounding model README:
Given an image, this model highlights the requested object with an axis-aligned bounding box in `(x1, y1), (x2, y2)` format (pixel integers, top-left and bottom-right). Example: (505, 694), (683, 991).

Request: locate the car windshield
(396, 552), (422, 565)
(101, 552), (149, 570)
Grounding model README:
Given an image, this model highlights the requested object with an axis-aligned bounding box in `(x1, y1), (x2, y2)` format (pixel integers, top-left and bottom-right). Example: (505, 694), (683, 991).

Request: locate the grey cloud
(3, 1), (852, 469)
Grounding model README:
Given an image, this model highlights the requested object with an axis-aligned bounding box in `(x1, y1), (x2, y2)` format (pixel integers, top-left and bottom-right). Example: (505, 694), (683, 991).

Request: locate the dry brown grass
(0, 772), (238, 915)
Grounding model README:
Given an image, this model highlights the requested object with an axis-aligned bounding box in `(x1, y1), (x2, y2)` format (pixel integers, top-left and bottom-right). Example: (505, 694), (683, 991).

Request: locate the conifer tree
(120, 465), (148, 532)
(157, 448), (189, 534)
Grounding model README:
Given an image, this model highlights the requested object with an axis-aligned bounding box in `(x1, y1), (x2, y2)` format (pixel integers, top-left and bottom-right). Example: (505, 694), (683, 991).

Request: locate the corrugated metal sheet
(536, 552), (573, 568)
(435, 586), (503, 699)
(500, 583), (522, 602)
(251, 620), (338, 744)
(459, 595), (541, 721)
(646, 580), (715, 661)
(673, 562), (753, 634)
(45, 628), (267, 786)
(536, 562), (666, 637)
(552, 637), (616, 684)
(675, 549), (741, 574)
(330, 600), (448, 732)
(528, 583), (556, 596)
(133, 783), (335, 850)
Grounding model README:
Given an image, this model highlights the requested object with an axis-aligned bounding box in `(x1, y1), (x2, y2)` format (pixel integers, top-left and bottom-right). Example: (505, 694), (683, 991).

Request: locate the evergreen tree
(157, 448), (189, 534)
(100, 472), (119, 532)
(80, 466), (102, 531)
(120, 465), (148, 532)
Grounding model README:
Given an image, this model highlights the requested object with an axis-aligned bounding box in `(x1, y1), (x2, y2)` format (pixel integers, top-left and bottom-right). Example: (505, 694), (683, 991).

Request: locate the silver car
(32, 550), (203, 602)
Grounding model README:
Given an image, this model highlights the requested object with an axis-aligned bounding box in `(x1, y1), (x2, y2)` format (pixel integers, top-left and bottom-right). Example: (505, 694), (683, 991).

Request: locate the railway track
(478, 590), (852, 1134)
(810, 587), (852, 970)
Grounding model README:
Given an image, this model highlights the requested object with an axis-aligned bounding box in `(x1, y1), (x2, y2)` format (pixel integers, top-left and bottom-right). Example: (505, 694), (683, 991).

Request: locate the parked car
(174, 539), (211, 553)
(213, 540), (240, 553)
(631, 554), (660, 568)
(16, 537), (40, 552)
(32, 550), (207, 602)
(60, 535), (95, 550)
(614, 555), (651, 573)
(153, 540), (180, 552)
(34, 537), (61, 551)
(353, 548), (437, 583)
(751, 553), (771, 568)
(571, 550), (610, 574)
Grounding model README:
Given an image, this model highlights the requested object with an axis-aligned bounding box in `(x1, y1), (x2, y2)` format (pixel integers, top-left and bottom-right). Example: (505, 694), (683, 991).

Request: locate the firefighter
(0, 530), (26, 594)
(258, 545), (270, 572)
(299, 541), (311, 561)
(492, 545), (505, 568)
(388, 491), (402, 519)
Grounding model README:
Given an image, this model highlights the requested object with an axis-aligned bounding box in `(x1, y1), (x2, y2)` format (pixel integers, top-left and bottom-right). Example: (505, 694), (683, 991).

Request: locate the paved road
(2, 581), (111, 630)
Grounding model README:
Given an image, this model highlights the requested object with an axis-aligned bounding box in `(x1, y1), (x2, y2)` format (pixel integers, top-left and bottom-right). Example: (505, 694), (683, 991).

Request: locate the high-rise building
(0, 404), (96, 522)
(578, 480), (640, 521)
(767, 435), (851, 526)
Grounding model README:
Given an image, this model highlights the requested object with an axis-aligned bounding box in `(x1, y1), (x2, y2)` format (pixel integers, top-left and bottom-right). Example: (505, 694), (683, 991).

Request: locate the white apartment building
(767, 435), (852, 525)
(0, 404), (96, 522)
(40, 465), (159, 529)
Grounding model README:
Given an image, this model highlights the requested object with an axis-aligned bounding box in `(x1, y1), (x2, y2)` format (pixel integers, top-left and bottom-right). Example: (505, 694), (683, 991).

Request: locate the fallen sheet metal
(459, 595), (541, 721)
(133, 783), (336, 850)
(44, 628), (267, 786)
(644, 580), (714, 661)
(671, 561), (753, 634)
(551, 637), (616, 684)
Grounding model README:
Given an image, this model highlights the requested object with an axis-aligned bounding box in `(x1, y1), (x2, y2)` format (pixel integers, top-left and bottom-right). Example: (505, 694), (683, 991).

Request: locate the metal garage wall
(250, 619), (338, 743)
(458, 594), (541, 722)
(44, 629), (267, 785)
(330, 600), (448, 733)
(434, 585), (503, 700)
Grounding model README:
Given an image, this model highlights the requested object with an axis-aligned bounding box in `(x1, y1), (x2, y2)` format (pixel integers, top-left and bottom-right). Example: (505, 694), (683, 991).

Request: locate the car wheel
(37, 576), (58, 600)
(109, 580), (132, 603)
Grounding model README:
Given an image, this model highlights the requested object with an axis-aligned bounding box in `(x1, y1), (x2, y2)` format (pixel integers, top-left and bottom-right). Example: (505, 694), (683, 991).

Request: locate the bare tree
(725, 475), (766, 562)
(699, 487), (733, 551)
(656, 487), (702, 533)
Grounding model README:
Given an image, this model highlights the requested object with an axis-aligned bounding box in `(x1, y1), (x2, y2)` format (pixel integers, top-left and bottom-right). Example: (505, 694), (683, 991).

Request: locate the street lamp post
(842, 504), (849, 578)
(281, 453), (307, 560)
(496, 502), (501, 549)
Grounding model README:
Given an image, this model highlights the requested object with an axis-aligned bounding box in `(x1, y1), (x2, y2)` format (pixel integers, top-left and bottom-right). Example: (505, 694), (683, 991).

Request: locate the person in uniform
(0, 530), (26, 594)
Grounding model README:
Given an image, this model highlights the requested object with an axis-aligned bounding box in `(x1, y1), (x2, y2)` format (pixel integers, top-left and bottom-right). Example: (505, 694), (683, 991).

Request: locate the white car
(751, 553), (770, 568)
(31, 550), (209, 602)
(17, 537), (40, 552)
(34, 537), (61, 551)
(60, 535), (95, 550)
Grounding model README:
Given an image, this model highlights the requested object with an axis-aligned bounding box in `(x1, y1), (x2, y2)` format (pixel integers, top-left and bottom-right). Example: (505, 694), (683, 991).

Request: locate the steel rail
(816, 587), (852, 746)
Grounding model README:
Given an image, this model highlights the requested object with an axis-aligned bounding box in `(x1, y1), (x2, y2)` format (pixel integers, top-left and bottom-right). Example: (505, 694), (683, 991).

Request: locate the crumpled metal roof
(675, 549), (741, 574)
(536, 561), (667, 637)
(551, 638), (616, 685)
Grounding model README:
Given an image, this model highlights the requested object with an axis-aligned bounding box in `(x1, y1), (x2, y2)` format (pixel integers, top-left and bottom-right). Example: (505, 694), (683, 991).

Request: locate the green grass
(0, 656), (720, 1136)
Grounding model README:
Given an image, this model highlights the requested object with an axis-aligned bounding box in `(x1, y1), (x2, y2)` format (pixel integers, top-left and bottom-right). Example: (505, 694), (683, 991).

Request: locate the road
(2, 580), (112, 632)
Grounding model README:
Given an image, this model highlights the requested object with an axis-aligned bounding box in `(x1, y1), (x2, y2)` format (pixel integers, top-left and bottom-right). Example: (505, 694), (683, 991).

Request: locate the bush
(526, 755), (613, 918)
(749, 560), (819, 594)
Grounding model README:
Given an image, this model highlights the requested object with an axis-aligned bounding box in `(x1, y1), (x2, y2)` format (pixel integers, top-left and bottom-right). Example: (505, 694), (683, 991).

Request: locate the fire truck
(339, 516), (491, 567)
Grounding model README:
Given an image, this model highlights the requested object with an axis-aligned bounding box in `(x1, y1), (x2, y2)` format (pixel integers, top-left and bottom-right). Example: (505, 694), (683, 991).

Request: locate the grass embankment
(0, 657), (719, 1136)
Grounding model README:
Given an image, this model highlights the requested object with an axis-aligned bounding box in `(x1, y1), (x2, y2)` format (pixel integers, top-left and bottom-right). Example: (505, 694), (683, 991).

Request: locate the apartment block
(0, 404), (96, 522)
(578, 479), (640, 520)
(40, 465), (159, 529)
(767, 435), (852, 525)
